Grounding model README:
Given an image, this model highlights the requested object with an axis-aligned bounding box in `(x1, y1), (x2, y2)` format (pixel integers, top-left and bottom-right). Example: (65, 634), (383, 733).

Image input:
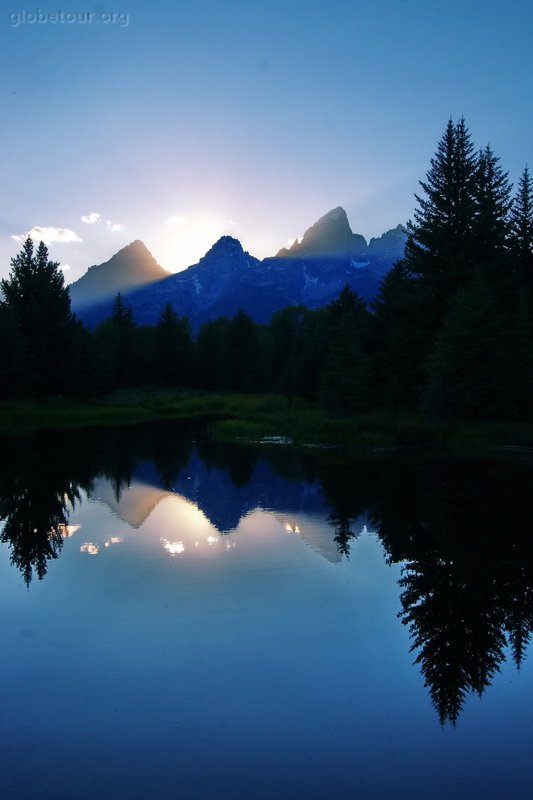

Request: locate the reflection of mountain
(273, 512), (342, 563)
(89, 449), (337, 561)
(90, 477), (171, 528)
(172, 451), (329, 533)
(273, 511), (372, 564)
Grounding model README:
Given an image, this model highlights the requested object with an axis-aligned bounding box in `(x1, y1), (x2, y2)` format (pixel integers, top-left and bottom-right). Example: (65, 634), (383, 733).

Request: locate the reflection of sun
(59, 524), (81, 538)
(151, 495), (232, 558)
(80, 542), (99, 555)
(285, 522), (300, 534)
(155, 495), (215, 538)
(104, 536), (124, 548)
(161, 538), (185, 556)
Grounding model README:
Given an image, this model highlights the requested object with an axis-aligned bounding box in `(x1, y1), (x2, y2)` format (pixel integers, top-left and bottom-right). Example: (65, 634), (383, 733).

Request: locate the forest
(1, 118), (532, 422)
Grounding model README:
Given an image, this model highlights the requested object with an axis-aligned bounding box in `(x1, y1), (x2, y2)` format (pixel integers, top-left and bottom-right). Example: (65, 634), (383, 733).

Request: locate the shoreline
(1, 389), (533, 452)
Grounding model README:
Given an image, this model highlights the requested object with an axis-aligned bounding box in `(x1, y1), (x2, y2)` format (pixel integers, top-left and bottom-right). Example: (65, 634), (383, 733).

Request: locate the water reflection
(1, 423), (533, 725)
(0, 437), (84, 584)
(368, 456), (533, 724)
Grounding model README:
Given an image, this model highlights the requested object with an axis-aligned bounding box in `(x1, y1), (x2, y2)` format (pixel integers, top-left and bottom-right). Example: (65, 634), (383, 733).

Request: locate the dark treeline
(1, 118), (532, 420)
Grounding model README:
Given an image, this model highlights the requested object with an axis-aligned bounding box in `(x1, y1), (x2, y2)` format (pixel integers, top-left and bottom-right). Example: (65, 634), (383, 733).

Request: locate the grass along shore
(1, 389), (533, 452)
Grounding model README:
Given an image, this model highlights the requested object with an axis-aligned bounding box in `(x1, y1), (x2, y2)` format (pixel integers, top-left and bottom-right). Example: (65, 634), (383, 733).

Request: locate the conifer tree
(372, 262), (423, 408)
(266, 306), (312, 399)
(404, 118), (477, 321)
(425, 275), (512, 419)
(319, 286), (374, 413)
(0, 304), (31, 399)
(472, 144), (512, 277)
(111, 293), (137, 387)
(1, 237), (76, 397)
(510, 166), (533, 284)
(223, 309), (263, 392)
(153, 303), (193, 387)
(196, 317), (230, 390)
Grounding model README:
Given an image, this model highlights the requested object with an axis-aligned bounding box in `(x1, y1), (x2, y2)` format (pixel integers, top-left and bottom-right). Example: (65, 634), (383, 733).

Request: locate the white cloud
(80, 212), (124, 232)
(11, 226), (83, 245)
(106, 220), (125, 232)
(60, 263), (71, 272)
(81, 212), (101, 224)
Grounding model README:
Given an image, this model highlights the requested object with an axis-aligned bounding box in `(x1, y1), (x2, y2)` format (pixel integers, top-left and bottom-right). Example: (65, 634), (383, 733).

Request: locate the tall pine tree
(510, 165), (533, 286)
(1, 237), (77, 397)
(471, 144), (512, 284)
(404, 118), (478, 331)
(153, 303), (193, 387)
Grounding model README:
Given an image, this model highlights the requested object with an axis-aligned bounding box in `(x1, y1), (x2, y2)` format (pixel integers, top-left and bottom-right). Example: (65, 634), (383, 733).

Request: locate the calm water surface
(1, 424), (532, 799)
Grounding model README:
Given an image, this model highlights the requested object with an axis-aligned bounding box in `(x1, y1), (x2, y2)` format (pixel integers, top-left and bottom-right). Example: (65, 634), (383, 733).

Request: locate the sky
(1, 0), (532, 283)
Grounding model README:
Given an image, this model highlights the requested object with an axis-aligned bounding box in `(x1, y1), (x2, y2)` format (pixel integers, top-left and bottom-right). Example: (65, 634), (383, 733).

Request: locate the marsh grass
(1, 390), (533, 451)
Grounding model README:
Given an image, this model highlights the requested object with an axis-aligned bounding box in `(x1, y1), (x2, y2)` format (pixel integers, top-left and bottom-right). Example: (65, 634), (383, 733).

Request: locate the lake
(1, 422), (533, 799)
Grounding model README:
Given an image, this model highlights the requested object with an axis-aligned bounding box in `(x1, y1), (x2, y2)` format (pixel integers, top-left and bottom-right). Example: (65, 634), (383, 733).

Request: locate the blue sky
(1, 0), (532, 282)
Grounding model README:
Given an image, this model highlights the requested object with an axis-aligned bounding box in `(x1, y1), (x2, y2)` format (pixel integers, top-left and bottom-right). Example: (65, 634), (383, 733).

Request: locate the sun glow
(160, 211), (239, 271)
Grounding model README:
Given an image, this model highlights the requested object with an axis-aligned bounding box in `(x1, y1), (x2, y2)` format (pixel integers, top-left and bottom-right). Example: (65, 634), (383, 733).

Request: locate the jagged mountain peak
(119, 238), (151, 254)
(89, 239), (155, 265)
(190, 236), (261, 275)
(276, 206), (367, 259)
(69, 239), (169, 309)
(368, 223), (407, 247)
(201, 235), (244, 259)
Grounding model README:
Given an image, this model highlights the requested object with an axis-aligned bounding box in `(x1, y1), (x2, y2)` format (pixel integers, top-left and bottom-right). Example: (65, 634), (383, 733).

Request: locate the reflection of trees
(329, 512), (359, 558)
(366, 455), (533, 724)
(196, 437), (258, 488)
(0, 441), (82, 585)
(0, 485), (78, 586)
(399, 551), (507, 724)
(0, 422), (195, 584)
(313, 451), (533, 723)
(318, 457), (377, 561)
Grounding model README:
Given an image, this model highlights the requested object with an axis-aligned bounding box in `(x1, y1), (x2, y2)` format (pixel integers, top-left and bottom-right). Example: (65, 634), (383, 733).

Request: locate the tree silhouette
(112, 292), (137, 387)
(510, 165), (533, 285)
(371, 262), (424, 409)
(404, 118), (477, 313)
(471, 144), (512, 292)
(0, 304), (31, 399)
(153, 303), (193, 387)
(1, 237), (77, 397)
(425, 274), (512, 418)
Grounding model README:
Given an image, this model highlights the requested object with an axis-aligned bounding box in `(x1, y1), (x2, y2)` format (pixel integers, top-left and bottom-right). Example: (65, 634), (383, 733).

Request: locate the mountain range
(70, 207), (407, 329)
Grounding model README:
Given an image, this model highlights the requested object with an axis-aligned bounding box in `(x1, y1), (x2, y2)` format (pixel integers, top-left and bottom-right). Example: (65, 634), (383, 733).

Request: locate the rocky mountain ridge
(70, 208), (407, 328)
